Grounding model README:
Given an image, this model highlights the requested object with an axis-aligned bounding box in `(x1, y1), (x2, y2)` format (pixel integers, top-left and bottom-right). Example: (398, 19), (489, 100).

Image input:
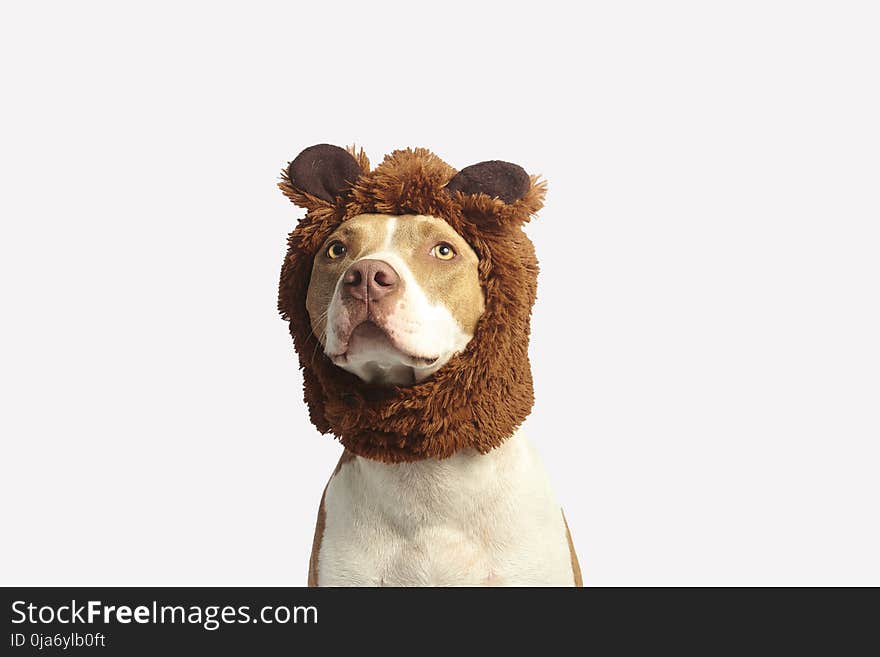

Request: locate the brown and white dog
(279, 145), (581, 586)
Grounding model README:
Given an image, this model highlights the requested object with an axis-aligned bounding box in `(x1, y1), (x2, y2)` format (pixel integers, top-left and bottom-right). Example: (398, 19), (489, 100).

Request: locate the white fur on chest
(316, 432), (575, 586)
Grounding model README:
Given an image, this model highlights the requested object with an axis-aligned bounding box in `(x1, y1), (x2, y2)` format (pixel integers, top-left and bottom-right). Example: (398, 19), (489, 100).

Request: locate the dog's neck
(350, 429), (526, 515)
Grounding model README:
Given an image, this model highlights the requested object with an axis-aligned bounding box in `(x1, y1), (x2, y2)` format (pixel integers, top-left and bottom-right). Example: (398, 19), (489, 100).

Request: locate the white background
(1, 1), (878, 586)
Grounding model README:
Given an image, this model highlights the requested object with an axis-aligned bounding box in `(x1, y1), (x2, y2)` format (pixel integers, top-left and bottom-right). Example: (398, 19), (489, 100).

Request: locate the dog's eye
(431, 243), (456, 260)
(326, 241), (347, 259)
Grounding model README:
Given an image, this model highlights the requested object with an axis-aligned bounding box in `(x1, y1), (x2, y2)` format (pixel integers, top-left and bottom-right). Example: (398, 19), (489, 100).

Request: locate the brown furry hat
(278, 144), (546, 463)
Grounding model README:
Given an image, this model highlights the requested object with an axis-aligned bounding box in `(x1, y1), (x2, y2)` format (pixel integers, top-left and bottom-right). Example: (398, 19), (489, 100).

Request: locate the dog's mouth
(328, 320), (439, 368)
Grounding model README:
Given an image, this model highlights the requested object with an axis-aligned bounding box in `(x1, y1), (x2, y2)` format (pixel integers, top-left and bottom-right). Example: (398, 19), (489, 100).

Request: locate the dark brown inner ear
(445, 160), (530, 204)
(287, 144), (362, 202)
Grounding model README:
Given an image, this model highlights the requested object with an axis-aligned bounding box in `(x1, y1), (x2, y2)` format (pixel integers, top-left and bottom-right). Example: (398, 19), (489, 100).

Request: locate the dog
(279, 144), (581, 586)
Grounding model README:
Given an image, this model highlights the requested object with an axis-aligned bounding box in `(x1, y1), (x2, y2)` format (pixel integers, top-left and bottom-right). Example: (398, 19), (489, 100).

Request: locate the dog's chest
(315, 433), (575, 586)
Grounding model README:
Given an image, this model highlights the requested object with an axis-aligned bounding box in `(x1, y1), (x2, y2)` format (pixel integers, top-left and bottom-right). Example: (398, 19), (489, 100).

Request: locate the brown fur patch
(303, 214), (389, 342)
(563, 510), (583, 587)
(279, 147), (547, 463)
(307, 450), (357, 587)
(389, 215), (484, 332)
(307, 487), (326, 587)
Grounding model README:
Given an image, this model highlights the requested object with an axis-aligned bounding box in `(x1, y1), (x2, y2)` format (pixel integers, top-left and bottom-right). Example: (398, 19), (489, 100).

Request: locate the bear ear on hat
(444, 160), (531, 204)
(280, 144), (363, 209)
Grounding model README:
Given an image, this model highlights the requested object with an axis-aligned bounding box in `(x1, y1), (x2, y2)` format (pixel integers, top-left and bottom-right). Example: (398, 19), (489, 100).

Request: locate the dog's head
(306, 212), (484, 385)
(278, 144), (546, 462)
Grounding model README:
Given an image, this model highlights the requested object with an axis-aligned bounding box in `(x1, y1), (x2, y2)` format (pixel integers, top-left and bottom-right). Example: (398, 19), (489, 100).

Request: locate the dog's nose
(342, 259), (400, 301)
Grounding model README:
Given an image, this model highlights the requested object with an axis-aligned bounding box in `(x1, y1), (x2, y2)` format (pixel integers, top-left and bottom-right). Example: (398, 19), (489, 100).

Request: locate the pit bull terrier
(300, 207), (581, 586)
